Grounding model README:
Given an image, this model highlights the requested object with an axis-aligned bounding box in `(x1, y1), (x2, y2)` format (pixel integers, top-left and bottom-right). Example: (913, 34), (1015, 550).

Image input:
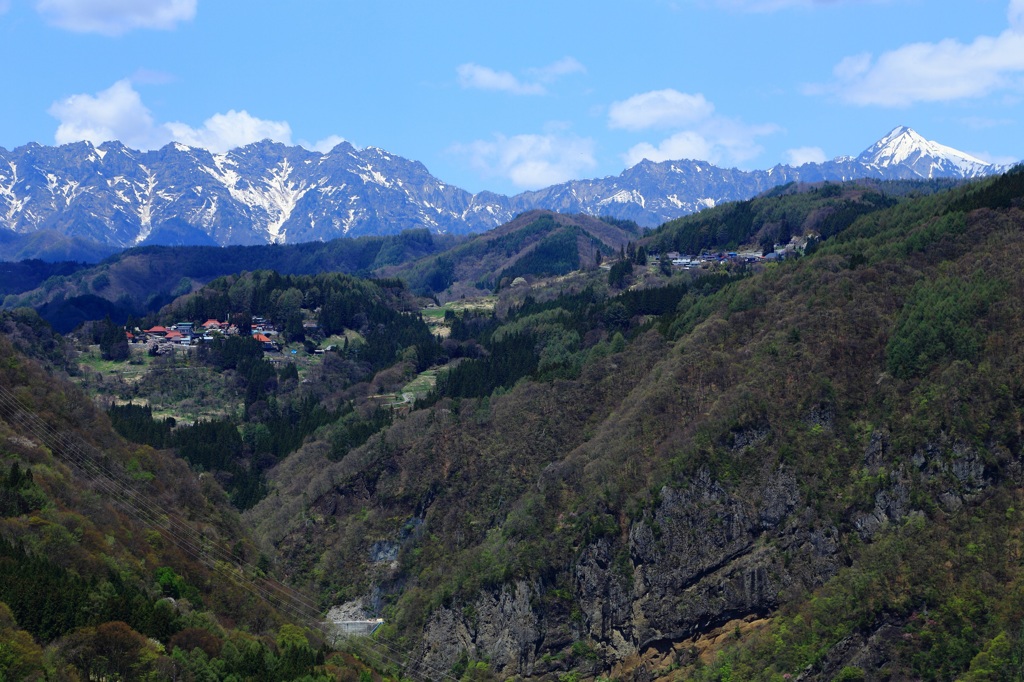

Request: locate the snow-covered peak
(857, 126), (991, 177)
(0, 128), (1015, 258)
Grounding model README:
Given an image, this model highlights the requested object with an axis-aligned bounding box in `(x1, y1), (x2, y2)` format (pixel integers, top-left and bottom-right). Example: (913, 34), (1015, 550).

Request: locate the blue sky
(1, 0), (1022, 195)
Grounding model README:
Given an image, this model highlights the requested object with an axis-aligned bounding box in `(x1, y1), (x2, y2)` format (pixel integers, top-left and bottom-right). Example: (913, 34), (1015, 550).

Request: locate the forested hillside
(6, 170), (1024, 680)
(89, 270), (438, 511)
(3, 228), (453, 332)
(649, 178), (959, 257)
(0, 312), (377, 679)
(383, 211), (642, 300)
(239, 169), (1024, 681)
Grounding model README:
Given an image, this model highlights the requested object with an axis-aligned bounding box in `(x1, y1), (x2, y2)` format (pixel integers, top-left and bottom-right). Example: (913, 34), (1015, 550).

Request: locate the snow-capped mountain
(856, 126), (995, 179)
(0, 127), (1014, 259)
(521, 126), (1014, 225)
(0, 139), (511, 252)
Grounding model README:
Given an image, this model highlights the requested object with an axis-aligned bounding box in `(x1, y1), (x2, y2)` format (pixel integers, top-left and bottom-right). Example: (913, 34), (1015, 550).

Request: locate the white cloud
(457, 57), (585, 96)
(832, 53), (872, 81)
(1011, 0), (1024, 31)
(529, 57), (587, 83)
(623, 118), (779, 167)
(624, 132), (715, 166)
(36, 0), (196, 36)
(821, 1), (1024, 106)
(165, 111), (292, 152)
(48, 79), (341, 154)
(833, 32), (1024, 106)
(299, 135), (348, 153)
(608, 90), (715, 131)
(784, 146), (827, 165)
(49, 79), (161, 148)
(457, 63), (545, 95)
(451, 132), (596, 189)
(611, 89), (778, 167)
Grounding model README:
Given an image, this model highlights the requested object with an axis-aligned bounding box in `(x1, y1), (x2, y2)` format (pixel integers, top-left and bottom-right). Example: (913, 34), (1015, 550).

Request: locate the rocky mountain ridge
(0, 127), (1013, 259)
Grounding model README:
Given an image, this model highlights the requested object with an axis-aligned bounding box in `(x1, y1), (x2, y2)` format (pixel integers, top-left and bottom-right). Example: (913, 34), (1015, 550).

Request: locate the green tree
(659, 253), (672, 276)
(608, 260), (633, 289)
(98, 316), (129, 362)
(962, 632), (1018, 681)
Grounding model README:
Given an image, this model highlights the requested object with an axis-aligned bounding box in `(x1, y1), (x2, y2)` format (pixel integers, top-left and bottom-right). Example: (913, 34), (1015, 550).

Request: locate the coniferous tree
(98, 317), (129, 361)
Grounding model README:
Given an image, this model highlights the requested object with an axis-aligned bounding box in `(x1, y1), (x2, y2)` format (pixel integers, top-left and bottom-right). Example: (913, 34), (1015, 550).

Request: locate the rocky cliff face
(414, 466), (842, 679)
(408, 430), (1014, 679)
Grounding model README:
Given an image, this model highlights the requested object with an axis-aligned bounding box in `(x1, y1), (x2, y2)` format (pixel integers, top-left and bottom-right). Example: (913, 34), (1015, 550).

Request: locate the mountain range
(0, 126), (1014, 261)
(3, 161), (1024, 679)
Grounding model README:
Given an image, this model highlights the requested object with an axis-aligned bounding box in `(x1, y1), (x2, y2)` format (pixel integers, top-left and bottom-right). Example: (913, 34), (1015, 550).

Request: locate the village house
(253, 332), (280, 352)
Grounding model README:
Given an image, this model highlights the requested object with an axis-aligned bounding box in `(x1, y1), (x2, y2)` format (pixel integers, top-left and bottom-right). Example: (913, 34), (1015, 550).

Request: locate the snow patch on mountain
(1, 162), (27, 225)
(356, 164), (393, 188)
(190, 195), (219, 230)
(206, 154), (241, 192)
(262, 159), (313, 243)
(134, 167), (158, 245)
(205, 156), (313, 243)
(45, 173), (86, 210)
(600, 189), (646, 207)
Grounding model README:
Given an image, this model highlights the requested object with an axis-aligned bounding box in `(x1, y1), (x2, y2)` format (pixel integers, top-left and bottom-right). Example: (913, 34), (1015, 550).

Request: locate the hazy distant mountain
(0, 127), (1013, 260)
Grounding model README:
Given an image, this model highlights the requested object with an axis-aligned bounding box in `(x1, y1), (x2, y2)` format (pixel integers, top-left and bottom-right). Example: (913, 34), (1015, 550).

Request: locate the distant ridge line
(0, 127), (1014, 262)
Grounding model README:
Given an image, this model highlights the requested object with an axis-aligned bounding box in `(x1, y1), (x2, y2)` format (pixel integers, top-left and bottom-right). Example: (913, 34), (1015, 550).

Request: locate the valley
(2, 169), (1024, 680)
(7, 0), (1024, 678)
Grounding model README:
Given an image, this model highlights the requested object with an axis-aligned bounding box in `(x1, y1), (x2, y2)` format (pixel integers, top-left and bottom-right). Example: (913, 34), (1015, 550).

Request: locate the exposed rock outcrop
(415, 466), (843, 678)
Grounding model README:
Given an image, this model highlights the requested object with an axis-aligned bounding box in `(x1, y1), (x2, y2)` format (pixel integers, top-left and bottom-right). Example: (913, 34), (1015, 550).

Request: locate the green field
(421, 297), (496, 336)
(402, 368), (437, 398)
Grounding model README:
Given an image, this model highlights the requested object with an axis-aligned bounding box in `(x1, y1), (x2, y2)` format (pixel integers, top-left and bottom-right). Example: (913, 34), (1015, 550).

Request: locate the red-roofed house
(145, 325), (169, 336)
(253, 333), (279, 352)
